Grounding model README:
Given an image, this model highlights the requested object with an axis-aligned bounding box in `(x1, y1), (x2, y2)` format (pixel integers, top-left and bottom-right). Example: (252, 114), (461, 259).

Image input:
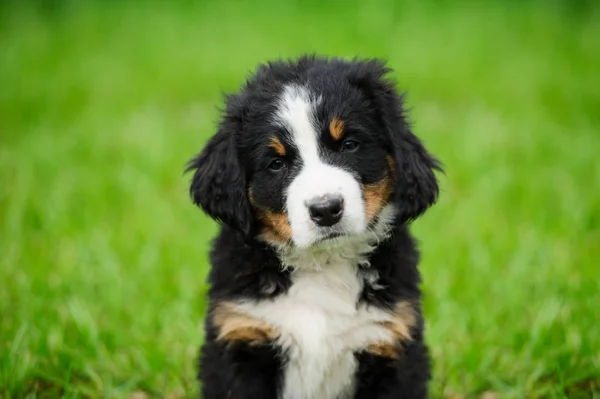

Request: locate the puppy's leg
(199, 336), (282, 399)
(353, 339), (431, 399)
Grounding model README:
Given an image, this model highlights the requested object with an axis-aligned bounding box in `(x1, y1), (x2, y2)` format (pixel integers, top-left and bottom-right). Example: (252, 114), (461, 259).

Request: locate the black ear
(185, 99), (253, 236)
(345, 58), (443, 223)
(389, 122), (442, 223)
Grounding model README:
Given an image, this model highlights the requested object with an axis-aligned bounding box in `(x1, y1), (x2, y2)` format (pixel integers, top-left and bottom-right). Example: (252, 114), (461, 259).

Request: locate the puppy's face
(188, 56), (441, 249)
(248, 84), (392, 248)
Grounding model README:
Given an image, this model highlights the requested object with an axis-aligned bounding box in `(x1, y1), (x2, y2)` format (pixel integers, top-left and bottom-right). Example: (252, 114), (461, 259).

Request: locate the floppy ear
(389, 121), (442, 223)
(186, 100), (253, 236)
(345, 58), (442, 223)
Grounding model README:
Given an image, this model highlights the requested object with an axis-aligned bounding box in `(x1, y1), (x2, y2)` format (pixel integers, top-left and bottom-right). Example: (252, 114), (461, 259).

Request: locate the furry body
(187, 55), (442, 399)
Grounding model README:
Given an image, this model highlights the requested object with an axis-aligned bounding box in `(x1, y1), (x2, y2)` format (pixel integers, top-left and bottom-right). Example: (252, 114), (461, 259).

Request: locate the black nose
(308, 196), (344, 227)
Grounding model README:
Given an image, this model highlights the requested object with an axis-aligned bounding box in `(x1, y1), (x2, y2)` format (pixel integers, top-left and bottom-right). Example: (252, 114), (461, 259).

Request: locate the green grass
(1, 1), (599, 398)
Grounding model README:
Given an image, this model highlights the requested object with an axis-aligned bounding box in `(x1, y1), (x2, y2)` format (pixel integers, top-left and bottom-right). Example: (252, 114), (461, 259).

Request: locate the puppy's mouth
(308, 215), (386, 247)
(315, 231), (345, 243)
(310, 228), (362, 247)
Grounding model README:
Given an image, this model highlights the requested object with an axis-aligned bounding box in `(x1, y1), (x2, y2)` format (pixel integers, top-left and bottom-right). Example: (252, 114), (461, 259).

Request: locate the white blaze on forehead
(275, 84), (321, 163)
(275, 84), (367, 249)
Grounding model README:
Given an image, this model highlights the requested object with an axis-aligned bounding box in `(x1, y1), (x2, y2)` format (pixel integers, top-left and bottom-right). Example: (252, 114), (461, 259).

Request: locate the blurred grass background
(1, 0), (599, 398)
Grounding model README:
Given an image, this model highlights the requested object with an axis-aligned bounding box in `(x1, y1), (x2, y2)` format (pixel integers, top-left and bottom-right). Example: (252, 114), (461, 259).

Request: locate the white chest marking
(234, 262), (395, 399)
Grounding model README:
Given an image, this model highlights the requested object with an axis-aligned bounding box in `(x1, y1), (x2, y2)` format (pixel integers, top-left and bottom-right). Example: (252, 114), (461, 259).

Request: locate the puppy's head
(187, 56), (441, 249)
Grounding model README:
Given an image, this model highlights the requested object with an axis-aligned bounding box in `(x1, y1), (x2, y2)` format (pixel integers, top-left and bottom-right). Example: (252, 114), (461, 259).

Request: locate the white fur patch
(275, 84), (367, 249)
(233, 264), (394, 399)
(233, 206), (397, 399)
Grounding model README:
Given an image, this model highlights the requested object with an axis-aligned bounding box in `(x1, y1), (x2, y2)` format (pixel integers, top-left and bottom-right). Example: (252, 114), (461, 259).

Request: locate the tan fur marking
(363, 174), (393, 224)
(259, 210), (293, 244)
(329, 117), (345, 141)
(269, 136), (286, 156)
(385, 301), (417, 341)
(249, 188), (293, 244)
(213, 302), (279, 345)
(367, 301), (417, 359)
(367, 342), (400, 359)
(363, 155), (395, 222)
(248, 190), (292, 244)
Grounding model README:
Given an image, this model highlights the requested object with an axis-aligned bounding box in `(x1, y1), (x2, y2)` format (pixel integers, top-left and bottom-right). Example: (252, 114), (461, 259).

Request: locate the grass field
(1, 0), (599, 398)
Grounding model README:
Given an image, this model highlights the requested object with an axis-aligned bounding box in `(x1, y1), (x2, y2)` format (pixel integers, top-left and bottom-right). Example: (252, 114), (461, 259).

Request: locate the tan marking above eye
(329, 117), (345, 141)
(212, 302), (279, 345)
(269, 136), (286, 156)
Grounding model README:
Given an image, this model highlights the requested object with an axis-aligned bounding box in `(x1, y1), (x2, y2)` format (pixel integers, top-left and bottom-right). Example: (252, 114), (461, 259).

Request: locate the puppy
(186, 55), (442, 399)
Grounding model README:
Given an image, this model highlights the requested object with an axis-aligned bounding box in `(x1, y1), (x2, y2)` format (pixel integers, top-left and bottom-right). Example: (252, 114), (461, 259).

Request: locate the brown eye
(268, 158), (284, 171)
(341, 140), (359, 152)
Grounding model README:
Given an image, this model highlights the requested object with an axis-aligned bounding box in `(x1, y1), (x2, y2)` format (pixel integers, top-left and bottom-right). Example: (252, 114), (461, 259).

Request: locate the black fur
(186, 95), (254, 237)
(343, 58), (441, 223)
(187, 55), (442, 399)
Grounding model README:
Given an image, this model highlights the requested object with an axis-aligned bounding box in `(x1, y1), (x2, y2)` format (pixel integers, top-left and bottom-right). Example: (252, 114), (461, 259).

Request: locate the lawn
(0, 0), (599, 398)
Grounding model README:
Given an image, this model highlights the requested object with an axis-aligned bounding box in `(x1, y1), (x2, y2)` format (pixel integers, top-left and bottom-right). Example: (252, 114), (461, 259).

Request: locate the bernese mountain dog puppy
(186, 55), (442, 399)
